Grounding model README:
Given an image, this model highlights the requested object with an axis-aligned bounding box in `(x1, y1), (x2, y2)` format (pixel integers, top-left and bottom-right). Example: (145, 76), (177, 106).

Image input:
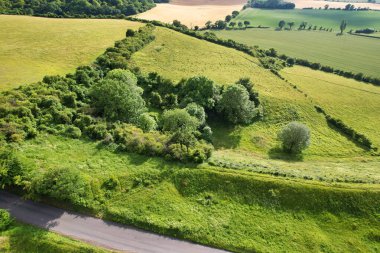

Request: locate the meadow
(0, 219), (110, 253)
(0, 15), (142, 90)
(131, 27), (376, 160)
(233, 9), (380, 30)
(13, 134), (380, 252)
(211, 29), (380, 78)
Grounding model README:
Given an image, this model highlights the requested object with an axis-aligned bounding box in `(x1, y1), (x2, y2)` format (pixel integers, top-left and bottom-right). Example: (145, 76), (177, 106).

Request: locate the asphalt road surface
(0, 191), (230, 253)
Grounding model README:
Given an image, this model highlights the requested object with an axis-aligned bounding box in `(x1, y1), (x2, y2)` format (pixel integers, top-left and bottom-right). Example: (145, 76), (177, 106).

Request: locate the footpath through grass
(211, 29), (380, 78)
(13, 134), (380, 253)
(0, 15), (142, 90)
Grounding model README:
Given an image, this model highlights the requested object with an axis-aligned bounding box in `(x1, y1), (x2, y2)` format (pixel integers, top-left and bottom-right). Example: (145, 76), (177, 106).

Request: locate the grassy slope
(0, 15), (142, 90)
(15, 135), (380, 253)
(130, 27), (371, 160)
(281, 66), (380, 149)
(211, 29), (380, 78)
(0, 220), (110, 253)
(234, 9), (380, 30)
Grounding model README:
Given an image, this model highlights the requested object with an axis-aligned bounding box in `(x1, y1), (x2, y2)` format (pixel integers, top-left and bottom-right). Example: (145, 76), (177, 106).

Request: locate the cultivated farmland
(211, 29), (380, 77)
(0, 15), (141, 90)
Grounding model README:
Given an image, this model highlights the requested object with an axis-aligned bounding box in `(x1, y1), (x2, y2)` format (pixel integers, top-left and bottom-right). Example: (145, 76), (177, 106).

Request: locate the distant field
(131, 27), (372, 160)
(288, 0), (380, 9)
(233, 9), (380, 30)
(211, 29), (380, 78)
(0, 15), (141, 90)
(135, 2), (244, 27)
(281, 66), (380, 148)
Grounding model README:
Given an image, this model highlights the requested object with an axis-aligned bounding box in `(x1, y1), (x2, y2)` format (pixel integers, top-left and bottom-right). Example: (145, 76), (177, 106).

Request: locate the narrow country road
(0, 191), (230, 253)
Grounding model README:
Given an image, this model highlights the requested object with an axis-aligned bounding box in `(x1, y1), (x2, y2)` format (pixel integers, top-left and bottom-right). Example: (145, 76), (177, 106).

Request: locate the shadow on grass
(207, 115), (241, 149)
(268, 147), (304, 162)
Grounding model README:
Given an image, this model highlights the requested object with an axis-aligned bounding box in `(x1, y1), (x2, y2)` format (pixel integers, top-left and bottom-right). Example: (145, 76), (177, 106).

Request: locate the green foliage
(178, 76), (220, 109)
(135, 113), (157, 132)
(278, 122), (310, 154)
(0, 209), (12, 231)
(33, 167), (95, 207)
(0, 0), (156, 17)
(217, 84), (257, 124)
(0, 148), (25, 188)
(90, 75), (146, 122)
(185, 103), (206, 126)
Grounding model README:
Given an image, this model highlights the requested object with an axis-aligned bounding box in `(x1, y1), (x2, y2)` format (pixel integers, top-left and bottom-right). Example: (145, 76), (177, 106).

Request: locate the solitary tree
(324, 4), (329, 9)
(278, 20), (286, 30)
(340, 20), (347, 34)
(287, 21), (295, 30)
(232, 10), (239, 18)
(205, 20), (212, 29)
(229, 21), (236, 28)
(238, 21), (243, 29)
(244, 20), (250, 28)
(278, 122), (310, 154)
(225, 15), (232, 22)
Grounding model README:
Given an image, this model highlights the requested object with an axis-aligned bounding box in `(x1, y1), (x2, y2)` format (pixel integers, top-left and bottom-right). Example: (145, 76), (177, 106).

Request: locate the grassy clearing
(0, 15), (142, 90)
(211, 29), (380, 78)
(0, 220), (110, 253)
(13, 135), (380, 253)
(233, 9), (380, 30)
(131, 27), (372, 160)
(281, 66), (380, 148)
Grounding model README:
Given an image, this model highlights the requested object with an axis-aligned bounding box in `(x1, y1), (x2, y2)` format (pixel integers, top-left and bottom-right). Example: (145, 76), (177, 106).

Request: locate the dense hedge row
(0, 0), (158, 17)
(315, 106), (376, 151)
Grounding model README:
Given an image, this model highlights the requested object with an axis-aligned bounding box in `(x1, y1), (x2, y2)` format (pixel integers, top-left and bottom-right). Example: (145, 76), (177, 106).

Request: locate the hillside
(130, 27), (377, 160)
(0, 15), (142, 90)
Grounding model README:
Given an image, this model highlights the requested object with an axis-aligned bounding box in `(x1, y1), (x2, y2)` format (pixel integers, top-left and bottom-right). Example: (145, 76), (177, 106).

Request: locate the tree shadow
(268, 146), (304, 162)
(207, 115), (241, 150)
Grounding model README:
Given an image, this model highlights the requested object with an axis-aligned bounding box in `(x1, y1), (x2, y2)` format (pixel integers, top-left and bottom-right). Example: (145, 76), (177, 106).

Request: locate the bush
(278, 122), (310, 154)
(64, 126), (82, 139)
(185, 103), (206, 125)
(135, 113), (157, 132)
(0, 209), (12, 231)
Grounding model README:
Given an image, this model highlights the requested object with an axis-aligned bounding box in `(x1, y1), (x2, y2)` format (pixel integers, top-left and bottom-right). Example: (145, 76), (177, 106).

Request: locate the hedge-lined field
(0, 15), (142, 90)
(211, 29), (380, 78)
(233, 9), (380, 30)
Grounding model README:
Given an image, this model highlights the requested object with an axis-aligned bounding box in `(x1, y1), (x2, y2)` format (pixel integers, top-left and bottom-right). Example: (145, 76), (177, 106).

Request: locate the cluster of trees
(246, 0), (295, 9)
(0, 23), (263, 164)
(0, 0), (159, 17)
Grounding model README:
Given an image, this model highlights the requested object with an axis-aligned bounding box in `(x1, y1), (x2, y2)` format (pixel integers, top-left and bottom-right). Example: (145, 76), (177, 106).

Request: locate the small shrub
(278, 122), (310, 154)
(0, 209), (12, 231)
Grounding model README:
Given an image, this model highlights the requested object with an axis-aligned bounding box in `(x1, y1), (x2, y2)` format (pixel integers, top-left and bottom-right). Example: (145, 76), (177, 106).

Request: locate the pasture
(233, 9), (380, 30)
(131, 27), (375, 160)
(13, 134), (380, 253)
(211, 29), (380, 78)
(281, 66), (380, 147)
(0, 15), (141, 90)
(288, 0), (380, 9)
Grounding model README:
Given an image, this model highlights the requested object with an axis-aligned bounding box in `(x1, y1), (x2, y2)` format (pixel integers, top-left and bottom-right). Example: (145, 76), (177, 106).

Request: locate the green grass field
(211, 29), (380, 78)
(281, 66), (380, 148)
(233, 9), (380, 30)
(131, 27), (378, 160)
(13, 134), (380, 253)
(0, 15), (142, 90)
(0, 219), (110, 253)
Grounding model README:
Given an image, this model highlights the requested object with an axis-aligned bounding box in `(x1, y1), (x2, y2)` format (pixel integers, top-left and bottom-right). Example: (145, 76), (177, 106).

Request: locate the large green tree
(217, 84), (257, 124)
(179, 76), (220, 109)
(90, 69), (146, 122)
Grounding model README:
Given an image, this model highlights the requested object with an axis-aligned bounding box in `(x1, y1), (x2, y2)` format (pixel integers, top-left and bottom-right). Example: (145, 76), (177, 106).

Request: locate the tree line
(0, 0), (164, 17)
